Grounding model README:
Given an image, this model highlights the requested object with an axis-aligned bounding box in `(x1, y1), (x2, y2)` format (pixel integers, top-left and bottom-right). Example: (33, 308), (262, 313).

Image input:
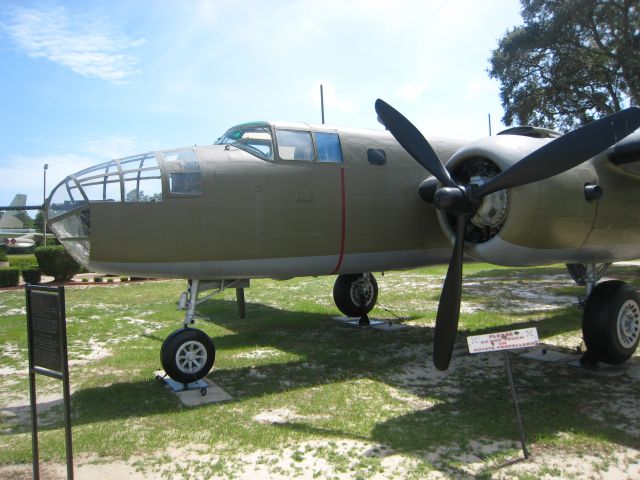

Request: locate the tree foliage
(489, 0), (639, 131)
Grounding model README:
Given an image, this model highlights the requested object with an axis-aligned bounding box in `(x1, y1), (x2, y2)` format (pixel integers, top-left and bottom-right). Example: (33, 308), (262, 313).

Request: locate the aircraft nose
(46, 153), (162, 268)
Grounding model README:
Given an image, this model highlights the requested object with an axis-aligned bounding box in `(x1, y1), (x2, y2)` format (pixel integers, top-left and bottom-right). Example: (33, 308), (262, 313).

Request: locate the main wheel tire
(333, 273), (378, 317)
(583, 280), (640, 365)
(160, 328), (216, 383)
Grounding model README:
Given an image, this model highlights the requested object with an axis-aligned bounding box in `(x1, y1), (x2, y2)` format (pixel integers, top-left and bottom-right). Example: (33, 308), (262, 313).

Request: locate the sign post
(25, 284), (73, 480)
(467, 327), (538, 459)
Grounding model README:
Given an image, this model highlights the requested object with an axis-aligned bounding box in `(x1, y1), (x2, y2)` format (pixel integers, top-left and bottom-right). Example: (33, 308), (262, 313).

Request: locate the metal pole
(59, 287), (74, 480)
(488, 113), (492, 136)
(236, 288), (246, 319)
(43, 164), (48, 246)
(504, 351), (529, 459)
(320, 84), (325, 125)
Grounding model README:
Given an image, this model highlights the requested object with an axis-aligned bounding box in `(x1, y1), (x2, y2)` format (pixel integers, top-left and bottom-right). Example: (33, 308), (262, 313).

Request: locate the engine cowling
(436, 134), (599, 266)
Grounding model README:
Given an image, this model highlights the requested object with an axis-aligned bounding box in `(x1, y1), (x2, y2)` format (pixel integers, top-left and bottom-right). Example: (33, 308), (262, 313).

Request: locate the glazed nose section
(46, 175), (91, 268)
(45, 153), (163, 268)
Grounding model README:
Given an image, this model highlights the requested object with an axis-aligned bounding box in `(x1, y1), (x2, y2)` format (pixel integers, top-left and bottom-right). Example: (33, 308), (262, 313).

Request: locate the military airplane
(0, 194), (39, 251)
(44, 102), (640, 383)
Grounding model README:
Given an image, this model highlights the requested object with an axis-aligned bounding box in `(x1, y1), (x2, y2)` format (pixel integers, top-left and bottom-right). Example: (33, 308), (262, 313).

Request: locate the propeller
(375, 98), (640, 370)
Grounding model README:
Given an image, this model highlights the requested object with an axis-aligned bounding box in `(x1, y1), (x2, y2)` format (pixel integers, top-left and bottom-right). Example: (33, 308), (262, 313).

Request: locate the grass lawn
(1, 263), (639, 478)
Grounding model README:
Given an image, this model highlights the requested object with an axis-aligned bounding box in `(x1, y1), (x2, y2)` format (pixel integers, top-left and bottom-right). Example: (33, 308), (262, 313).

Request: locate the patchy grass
(1, 264), (639, 478)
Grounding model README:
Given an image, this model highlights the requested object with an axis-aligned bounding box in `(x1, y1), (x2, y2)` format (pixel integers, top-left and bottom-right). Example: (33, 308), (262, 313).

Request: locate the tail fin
(0, 194), (28, 229)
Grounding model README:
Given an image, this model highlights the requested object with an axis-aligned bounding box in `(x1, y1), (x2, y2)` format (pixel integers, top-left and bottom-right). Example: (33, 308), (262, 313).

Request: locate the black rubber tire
(160, 328), (215, 383)
(333, 273), (378, 317)
(583, 280), (640, 365)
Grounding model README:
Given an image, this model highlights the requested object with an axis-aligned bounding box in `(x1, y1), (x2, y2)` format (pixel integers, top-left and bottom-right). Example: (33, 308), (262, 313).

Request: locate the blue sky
(0, 0), (523, 208)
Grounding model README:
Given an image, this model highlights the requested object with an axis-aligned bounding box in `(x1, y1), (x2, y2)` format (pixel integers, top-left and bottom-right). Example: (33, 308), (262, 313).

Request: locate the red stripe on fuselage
(331, 167), (346, 274)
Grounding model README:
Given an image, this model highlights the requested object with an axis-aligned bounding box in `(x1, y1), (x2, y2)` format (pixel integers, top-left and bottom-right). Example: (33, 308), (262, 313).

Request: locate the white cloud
(395, 82), (428, 102)
(0, 153), (94, 208)
(80, 135), (157, 160)
(2, 5), (143, 83)
(0, 134), (155, 208)
(466, 77), (498, 100)
(311, 80), (356, 114)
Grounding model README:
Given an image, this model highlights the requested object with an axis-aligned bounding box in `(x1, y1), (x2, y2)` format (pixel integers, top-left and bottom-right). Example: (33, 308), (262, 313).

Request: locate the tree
(489, 0), (639, 131)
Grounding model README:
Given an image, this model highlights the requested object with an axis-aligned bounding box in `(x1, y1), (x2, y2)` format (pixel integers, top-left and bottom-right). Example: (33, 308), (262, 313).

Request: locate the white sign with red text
(467, 328), (539, 354)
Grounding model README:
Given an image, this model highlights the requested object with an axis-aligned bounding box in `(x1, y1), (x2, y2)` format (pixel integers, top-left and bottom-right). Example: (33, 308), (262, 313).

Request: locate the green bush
(0, 267), (20, 287)
(0, 246), (7, 262)
(34, 246), (81, 282)
(8, 254), (37, 270)
(22, 267), (42, 285)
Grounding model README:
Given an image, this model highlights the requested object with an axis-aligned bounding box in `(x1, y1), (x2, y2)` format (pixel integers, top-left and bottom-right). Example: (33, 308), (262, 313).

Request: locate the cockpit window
(276, 129), (314, 161)
(163, 149), (203, 195)
(215, 124), (274, 160)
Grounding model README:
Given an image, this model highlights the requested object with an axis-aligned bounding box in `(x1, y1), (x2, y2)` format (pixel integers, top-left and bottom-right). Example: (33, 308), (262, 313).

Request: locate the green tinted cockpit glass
(215, 124), (274, 160)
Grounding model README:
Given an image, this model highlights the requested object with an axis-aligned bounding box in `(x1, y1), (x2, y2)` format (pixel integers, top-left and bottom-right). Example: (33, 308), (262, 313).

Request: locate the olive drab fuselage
(45, 122), (640, 279)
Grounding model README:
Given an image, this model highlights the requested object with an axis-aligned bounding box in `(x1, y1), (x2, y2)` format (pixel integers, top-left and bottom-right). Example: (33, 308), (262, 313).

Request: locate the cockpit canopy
(215, 122), (274, 160)
(215, 121), (343, 163)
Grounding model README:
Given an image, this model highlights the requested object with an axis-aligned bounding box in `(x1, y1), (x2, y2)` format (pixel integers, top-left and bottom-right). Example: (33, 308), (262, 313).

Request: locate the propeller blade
(433, 215), (466, 370)
(375, 99), (457, 188)
(476, 107), (640, 198)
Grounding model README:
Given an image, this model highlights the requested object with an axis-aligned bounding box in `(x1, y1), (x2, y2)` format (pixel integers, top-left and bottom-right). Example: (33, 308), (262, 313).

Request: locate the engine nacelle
(436, 134), (600, 266)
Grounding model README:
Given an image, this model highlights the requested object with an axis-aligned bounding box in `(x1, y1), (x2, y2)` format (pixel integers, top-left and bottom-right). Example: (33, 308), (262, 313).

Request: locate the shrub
(34, 246), (81, 282)
(94, 277), (103, 283)
(0, 246), (7, 262)
(22, 267), (42, 285)
(8, 254), (37, 270)
(0, 267), (20, 287)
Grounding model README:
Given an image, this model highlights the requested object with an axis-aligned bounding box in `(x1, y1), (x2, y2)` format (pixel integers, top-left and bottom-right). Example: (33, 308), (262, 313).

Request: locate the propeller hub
(433, 186), (472, 214)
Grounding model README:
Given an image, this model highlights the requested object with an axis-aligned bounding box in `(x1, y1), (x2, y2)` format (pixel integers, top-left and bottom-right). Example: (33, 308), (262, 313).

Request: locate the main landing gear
(333, 273), (378, 325)
(160, 279), (249, 383)
(567, 263), (640, 365)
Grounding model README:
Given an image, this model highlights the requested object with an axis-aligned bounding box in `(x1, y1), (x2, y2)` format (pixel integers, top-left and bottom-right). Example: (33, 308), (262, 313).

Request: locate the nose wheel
(160, 328), (216, 384)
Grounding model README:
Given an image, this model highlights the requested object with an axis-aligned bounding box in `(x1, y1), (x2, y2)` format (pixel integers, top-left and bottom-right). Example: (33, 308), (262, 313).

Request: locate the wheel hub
(617, 299), (640, 349)
(350, 278), (374, 307)
(176, 340), (207, 374)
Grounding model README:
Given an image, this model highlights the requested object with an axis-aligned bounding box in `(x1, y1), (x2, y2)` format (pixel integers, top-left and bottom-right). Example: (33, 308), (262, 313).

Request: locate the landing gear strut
(160, 278), (249, 383)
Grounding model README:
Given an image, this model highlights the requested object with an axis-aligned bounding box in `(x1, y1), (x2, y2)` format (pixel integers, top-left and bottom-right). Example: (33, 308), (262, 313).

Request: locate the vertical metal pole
(488, 113), (492, 136)
(59, 287), (74, 479)
(236, 288), (246, 319)
(43, 164), (48, 246)
(504, 351), (529, 459)
(320, 84), (325, 125)
(25, 286), (40, 480)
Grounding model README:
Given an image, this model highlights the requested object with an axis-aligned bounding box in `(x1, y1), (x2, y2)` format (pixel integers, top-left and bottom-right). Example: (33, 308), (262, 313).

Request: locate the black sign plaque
(29, 291), (63, 372)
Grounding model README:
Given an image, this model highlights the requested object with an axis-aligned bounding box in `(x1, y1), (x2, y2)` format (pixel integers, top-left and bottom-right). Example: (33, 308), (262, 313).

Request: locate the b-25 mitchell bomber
(45, 101), (640, 383)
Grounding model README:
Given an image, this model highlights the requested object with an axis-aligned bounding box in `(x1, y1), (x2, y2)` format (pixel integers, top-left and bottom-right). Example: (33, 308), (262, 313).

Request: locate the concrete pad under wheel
(520, 348), (575, 363)
(155, 371), (233, 406)
(332, 316), (409, 331)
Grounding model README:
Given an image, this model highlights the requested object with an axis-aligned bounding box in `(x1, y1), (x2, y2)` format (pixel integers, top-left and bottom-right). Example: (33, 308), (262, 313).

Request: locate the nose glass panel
(46, 153), (164, 268)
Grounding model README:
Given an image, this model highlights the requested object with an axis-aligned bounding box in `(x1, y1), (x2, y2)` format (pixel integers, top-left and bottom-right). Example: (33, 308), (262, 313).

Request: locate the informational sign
(467, 327), (539, 354)
(29, 291), (64, 372)
(25, 284), (74, 480)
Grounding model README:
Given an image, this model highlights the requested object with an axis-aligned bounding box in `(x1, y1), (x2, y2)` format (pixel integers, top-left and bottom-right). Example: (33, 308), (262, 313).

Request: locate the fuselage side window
(276, 129), (315, 161)
(367, 148), (386, 166)
(163, 149), (203, 195)
(314, 132), (343, 163)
